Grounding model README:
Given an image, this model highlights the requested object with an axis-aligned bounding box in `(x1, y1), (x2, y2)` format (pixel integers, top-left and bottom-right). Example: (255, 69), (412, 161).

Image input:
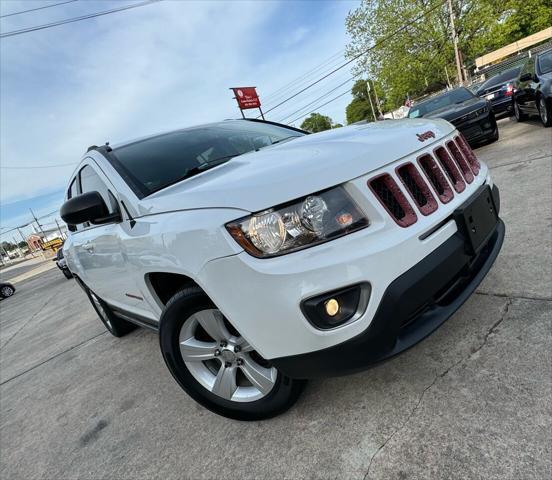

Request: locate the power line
(288, 88), (352, 126)
(260, 0), (447, 118)
(0, 162), (77, 169)
(276, 76), (354, 123)
(0, 1), (78, 19)
(0, 0), (163, 38)
(263, 50), (346, 107)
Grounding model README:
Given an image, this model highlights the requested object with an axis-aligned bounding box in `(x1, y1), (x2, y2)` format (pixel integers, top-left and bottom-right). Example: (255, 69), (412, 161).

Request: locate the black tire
(62, 268), (73, 279)
(513, 100), (527, 122)
(538, 96), (552, 127)
(85, 288), (136, 337)
(159, 286), (306, 420)
(0, 284), (16, 298)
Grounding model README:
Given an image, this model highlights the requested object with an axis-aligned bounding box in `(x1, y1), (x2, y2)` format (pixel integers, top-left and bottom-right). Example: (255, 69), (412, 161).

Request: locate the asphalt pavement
(0, 117), (550, 479)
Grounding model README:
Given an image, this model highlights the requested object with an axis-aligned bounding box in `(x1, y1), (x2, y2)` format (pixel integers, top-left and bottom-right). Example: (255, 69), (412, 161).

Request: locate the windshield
(408, 88), (475, 118)
(111, 121), (305, 195)
(537, 51), (552, 75)
(478, 67), (521, 91)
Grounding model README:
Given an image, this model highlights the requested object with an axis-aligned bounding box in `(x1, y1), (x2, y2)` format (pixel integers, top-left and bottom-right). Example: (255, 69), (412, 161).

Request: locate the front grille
(367, 135), (483, 227)
(445, 141), (474, 184)
(368, 174), (417, 227)
(461, 125), (482, 139)
(434, 146), (466, 193)
(418, 154), (454, 204)
(396, 163), (438, 216)
(455, 135), (480, 175)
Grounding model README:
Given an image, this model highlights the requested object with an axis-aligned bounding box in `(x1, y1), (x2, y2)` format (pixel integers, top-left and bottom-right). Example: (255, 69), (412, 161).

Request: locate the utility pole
(54, 218), (65, 240)
(371, 79), (383, 118)
(17, 227), (35, 258)
(12, 236), (23, 258)
(0, 243), (10, 264)
(29, 208), (46, 237)
(447, 0), (463, 85)
(366, 80), (377, 122)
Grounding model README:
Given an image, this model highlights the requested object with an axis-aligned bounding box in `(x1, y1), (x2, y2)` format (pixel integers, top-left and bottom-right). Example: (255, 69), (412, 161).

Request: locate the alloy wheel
(1, 286), (14, 297)
(179, 309), (277, 402)
(540, 98), (548, 125)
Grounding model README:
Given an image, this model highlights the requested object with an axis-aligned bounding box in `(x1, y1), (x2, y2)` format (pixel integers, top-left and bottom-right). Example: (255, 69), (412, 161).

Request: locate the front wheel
(159, 287), (306, 420)
(538, 97), (551, 127)
(62, 268), (73, 279)
(0, 284), (15, 298)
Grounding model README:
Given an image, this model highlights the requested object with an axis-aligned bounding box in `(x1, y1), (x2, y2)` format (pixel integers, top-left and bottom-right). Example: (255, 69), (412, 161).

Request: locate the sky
(0, 0), (360, 242)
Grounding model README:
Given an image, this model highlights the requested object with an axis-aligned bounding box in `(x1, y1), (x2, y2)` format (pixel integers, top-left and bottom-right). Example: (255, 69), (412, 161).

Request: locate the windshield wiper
(270, 135), (300, 145)
(181, 155), (235, 179)
(153, 156), (236, 191)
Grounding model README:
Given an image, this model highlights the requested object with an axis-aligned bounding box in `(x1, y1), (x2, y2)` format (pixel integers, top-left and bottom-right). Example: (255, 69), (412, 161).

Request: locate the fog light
(301, 283), (371, 330)
(325, 298), (340, 316)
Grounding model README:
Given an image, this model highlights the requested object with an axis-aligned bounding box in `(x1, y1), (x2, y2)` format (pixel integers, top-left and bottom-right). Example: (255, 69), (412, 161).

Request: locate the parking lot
(1, 118), (550, 479)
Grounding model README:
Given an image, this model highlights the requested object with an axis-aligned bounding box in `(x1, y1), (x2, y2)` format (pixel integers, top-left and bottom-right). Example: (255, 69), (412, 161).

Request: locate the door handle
(83, 242), (95, 252)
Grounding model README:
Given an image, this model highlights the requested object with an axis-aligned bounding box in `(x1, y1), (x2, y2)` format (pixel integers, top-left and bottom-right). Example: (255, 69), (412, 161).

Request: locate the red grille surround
(446, 140), (474, 183)
(367, 136), (482, 227)
(455, 135), (480, 175)
(434, 146), (466, 193)
(396, 163), (438, 216)
(417, 154), (454, 204)
(368, 174), (417, 227)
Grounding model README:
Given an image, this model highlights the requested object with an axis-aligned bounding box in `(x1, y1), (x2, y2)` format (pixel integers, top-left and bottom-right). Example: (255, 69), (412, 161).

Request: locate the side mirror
(519, 72), (533, 82)
(60, 191), (120, 226)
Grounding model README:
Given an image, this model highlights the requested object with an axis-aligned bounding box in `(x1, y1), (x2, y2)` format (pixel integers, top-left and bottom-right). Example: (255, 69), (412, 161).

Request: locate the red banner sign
(232, 87), (261, 110)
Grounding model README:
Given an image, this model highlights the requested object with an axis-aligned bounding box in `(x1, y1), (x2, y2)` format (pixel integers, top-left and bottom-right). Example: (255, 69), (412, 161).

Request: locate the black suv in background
(512, 49), (552, 127)
(476, 67), (521, 117)
(407, 87), (498, 147)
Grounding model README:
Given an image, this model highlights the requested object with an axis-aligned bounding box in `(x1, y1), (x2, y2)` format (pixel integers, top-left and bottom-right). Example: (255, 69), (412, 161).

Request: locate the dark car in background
(407, 87), (498, 147)
(476, 67), (521, 117)
(512, 49), (552, 127)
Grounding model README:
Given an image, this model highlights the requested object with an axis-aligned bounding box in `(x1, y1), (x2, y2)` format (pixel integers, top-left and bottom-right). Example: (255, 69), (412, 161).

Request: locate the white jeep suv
(61, 119), (504, 420)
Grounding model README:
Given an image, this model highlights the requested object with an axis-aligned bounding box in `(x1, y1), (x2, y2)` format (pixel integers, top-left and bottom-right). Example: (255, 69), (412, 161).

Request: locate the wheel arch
(146, 271), (204, 307)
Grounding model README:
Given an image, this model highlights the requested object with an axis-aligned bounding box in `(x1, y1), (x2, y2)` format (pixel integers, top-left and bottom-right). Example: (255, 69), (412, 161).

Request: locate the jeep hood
(138, 118), (454, 215)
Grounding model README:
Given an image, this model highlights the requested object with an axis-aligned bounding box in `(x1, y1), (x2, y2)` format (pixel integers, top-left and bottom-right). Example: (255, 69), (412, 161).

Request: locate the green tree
(300, 113), (333, 132)
(345, 0), (552, 110)
(1, 241), (16, 251)
(345, 79), (385, 124)
(332, 123), (344, 128)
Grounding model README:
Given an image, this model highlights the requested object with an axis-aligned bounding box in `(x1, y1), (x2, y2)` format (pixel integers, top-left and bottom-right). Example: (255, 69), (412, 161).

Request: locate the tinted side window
(68, 178), (78, 199)
(537, 51), (552, 75)
(79, 165), (118, 215)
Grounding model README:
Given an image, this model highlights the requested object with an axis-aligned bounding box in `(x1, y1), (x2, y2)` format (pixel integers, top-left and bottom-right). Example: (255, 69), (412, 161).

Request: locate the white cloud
(0, 0), (357, 209)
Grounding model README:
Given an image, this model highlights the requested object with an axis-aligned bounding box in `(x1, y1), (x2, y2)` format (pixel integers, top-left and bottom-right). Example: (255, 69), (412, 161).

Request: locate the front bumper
(273, 211), (504, 379)
(454, 112), (497, 144)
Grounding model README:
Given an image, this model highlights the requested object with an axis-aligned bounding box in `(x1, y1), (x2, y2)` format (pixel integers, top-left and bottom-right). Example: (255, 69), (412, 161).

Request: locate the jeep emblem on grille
(416, 131), (435, 142)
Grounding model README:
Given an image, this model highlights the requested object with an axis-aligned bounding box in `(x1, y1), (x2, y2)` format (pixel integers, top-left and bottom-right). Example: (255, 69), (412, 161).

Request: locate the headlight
(476, 106), (488, 115)
(226, 186), (369, 257)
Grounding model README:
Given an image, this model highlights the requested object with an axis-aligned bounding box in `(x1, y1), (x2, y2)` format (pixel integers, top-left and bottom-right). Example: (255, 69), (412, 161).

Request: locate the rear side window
(110, 122), (304, 196)
(537, 51), (552, 75)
